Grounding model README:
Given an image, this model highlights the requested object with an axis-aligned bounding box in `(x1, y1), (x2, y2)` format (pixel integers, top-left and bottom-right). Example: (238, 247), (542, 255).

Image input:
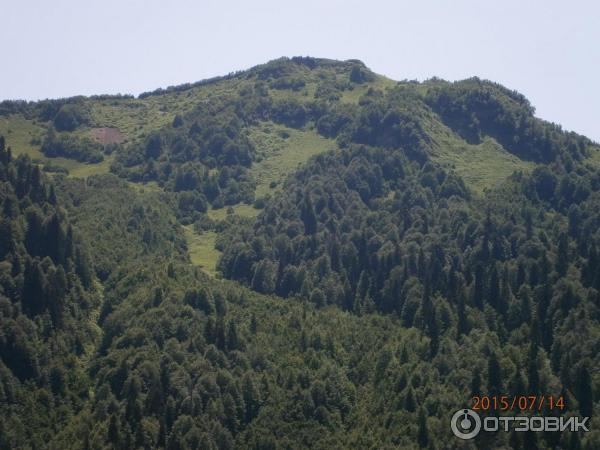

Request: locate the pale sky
(1, 0), (598, 141)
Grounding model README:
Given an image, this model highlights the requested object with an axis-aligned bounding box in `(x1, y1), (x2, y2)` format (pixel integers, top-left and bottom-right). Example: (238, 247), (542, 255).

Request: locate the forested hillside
(1, 57), (599, 449)
(0, 137), (99, 448)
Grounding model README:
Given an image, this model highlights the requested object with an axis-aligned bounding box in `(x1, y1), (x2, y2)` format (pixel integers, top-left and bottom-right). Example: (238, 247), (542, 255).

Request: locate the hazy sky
(2, 0), (598, 141)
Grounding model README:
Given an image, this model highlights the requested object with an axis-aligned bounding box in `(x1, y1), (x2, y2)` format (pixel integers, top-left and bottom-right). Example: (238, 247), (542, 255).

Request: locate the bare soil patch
(90, 127), (125, 144)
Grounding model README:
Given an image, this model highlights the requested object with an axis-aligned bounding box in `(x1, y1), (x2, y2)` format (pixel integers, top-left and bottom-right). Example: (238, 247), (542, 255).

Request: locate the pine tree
(48, 265), (68, 326)
(556, 232), (569, 277)
(508, 367), (527, 397)
(472, 263), (485, 309)
(108, 414), (121, 447)
(22, 258), (48, 316)
(44, 213), (65, 264)
(518, 285), (532, 326)
(242, 373), (261, 423)
(487, 352), (503, 396)
(417, 407), (429, 448)
(227, 321), (240, 351)
(574, 364), (593, 417)
(0, 135), (9, 164)
(488, 264), (500, 311)
(0, 218), (14, 258)
(153, 287), (163, 307)
(215, 316), (227, 350)
(25, 209), (43, 257)
(584, 243), (599, 287)
(223, 393), (239, 432)
(205, 317), (215, 343)
(456, 289), (469, 338)
(300, 193), (318, 235)
(422, 286), (439, 356)
(404, 387), (416, 412)
(74, 245), (93, 289)
(527, 344), (540, 393)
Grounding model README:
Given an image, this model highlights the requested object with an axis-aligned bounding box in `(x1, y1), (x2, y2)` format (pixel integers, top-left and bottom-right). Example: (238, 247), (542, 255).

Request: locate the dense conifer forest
(1, 57), (599, 449)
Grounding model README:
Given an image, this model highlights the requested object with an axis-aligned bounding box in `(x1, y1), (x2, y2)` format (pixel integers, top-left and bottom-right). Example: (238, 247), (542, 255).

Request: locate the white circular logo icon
(451, 409), (481, 440)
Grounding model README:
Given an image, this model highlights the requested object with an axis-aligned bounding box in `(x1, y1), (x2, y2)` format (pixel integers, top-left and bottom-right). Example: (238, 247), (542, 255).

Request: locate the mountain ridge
(2, 56), (596, 192)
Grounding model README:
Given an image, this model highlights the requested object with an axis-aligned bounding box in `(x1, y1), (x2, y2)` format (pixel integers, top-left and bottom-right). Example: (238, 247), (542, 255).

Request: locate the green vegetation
(1, 57), (600, 450)
(0, 138), (99, 449)
(183, 227), (221, 276)
(339, 74), (396, 104)
(586, 145), (600, 169)
(0, 114), (46, 158)
(53, 102), (91, 131)
(207, 203), (259, 221)
(248, 122), (335, 197)
(41, 128), (105, 163)
(0, 115), (115, 178)
(424, 115), (535, 193)
(66, 153), (116, 178)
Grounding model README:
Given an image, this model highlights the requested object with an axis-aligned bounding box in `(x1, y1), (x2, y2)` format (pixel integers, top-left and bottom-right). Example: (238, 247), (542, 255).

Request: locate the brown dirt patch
(90, 127), (125, 144)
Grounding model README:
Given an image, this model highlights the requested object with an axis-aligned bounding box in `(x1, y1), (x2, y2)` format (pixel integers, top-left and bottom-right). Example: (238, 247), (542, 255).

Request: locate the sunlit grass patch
(183, 226), (221, 277)
(249, 122), (335, 198)
(207, 203), (260, 221)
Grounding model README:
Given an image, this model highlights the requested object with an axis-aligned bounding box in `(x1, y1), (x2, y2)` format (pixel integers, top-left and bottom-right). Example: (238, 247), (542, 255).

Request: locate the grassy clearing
(183, 226), (221, 277)
(0, 115), (46, 158)
(90, 100), (172, 144)
(205, 122), (335, 223)
(207, 203), (260, 221)
(425, 114), (535, 194)
(585, 145), (600, 169)
(249, 122), (336, 198)
(67, 154), (115, 178)
(89, 78), (246, 145)
(127, 180), (163, 193)
(1, 115), (116, 178)
(267, 84), (314, 102)
(340, 75), (397, 104)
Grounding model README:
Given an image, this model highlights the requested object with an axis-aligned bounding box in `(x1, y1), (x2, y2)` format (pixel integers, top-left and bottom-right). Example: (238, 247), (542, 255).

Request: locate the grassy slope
(340, 74), (397, 103)
(2, 75), (245, 181)
(249, 122), (336, 198)
(586, 144), (600, 169)
(204, 122), (335, 222)
(0, 115), (46, 157)
(0, 115), (116, 177)
(423, 112), (535, 194)
(89, 78), (244, 144)
(183, 226), (222, 277)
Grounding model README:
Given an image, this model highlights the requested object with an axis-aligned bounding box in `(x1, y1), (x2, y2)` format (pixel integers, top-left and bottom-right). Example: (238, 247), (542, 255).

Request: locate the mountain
(1, 57), (599, 449)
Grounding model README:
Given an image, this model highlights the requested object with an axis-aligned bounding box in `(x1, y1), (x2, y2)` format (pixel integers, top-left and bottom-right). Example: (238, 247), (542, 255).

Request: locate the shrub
(41, 129), (103, 163)
(53, 103), (90, 131)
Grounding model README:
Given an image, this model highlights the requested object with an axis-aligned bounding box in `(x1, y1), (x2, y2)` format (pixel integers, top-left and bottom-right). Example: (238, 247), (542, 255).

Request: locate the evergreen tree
(556, 232), (569, 277)
(487, 352), (503, 396)
(417, 407), (429, 448)
(300, 193), (317, 235)
(574, 364), (593, 417)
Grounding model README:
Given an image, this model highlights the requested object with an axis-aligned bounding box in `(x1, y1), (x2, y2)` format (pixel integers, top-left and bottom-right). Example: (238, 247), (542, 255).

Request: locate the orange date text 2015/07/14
(471, 395), (565, 412)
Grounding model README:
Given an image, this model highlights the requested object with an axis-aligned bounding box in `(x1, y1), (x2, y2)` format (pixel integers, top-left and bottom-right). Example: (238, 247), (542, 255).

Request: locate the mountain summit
(1, 57), (599, 449)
